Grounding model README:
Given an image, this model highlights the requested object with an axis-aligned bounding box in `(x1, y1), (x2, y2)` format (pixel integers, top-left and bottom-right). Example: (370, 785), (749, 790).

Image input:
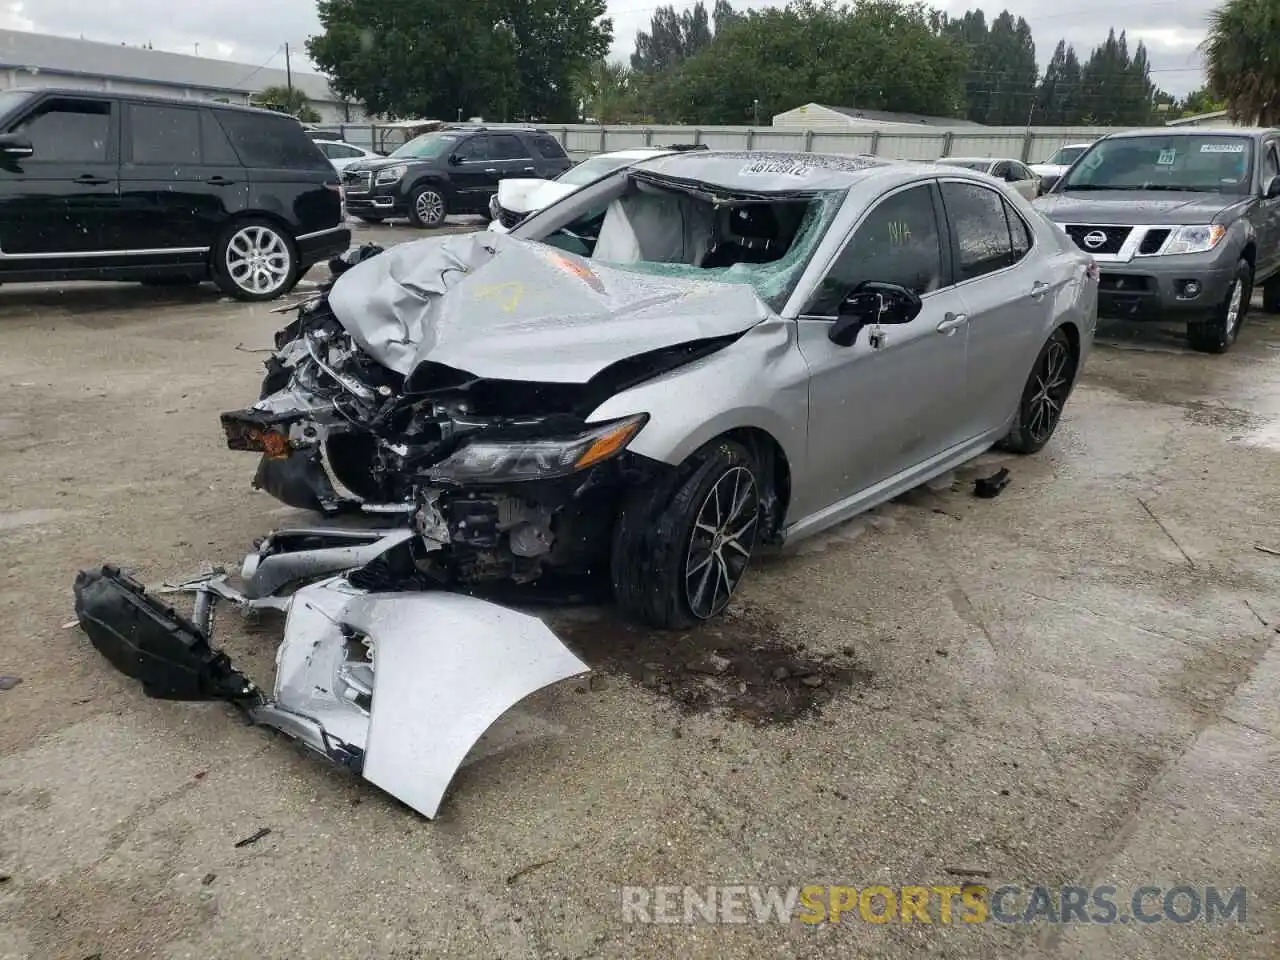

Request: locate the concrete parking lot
(1, 221), (1278, 960)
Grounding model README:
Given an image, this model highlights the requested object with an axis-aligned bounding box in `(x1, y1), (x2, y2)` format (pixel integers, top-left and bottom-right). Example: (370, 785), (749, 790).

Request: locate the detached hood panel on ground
(326, 232), (771, 384)
(1035, 191), (1248, 224)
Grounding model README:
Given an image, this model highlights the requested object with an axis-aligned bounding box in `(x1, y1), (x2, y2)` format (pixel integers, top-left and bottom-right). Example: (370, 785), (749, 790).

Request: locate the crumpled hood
(1034, 190), (1246, 225)
(496, 177), (579, 215)
(325, 232), (771, 383)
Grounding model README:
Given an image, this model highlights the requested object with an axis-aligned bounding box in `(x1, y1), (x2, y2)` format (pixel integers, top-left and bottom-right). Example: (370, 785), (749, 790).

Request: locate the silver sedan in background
(937, 156), (1044, 199)
(231, 152), (1099, 627)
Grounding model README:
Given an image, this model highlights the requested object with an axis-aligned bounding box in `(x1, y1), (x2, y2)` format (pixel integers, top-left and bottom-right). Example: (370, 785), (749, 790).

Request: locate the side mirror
(1264, 174), (1280, 199)
(448, 153), (463, 165)
(0, 134), (33, 159)
(1040, 173), (1061, 194)
(828, 281), (923, 347)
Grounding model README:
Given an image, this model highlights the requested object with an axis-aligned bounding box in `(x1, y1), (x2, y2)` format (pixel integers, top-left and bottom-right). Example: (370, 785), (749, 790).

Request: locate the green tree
(306, 0), (610, 122)
(1203, 0), (1280, 125)
(631, 2), (715, 74)
(1178, 86), (1227, 117)
(656, 0), (967, 125)
(1035, 40), (1083, 125)
(983, 11), (1038, 124)
(1077, 28), (1156, 124)
(577, 60), (639, 122)
(253, 85), (322, 123)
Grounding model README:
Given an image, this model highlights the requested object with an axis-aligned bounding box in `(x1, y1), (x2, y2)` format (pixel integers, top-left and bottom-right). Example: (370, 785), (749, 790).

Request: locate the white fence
(310, 122), (1124, 163)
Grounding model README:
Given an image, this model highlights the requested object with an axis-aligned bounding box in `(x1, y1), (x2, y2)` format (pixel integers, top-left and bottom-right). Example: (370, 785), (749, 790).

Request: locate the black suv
(0, 88), (350, 301)
(341, 126), (572, 228)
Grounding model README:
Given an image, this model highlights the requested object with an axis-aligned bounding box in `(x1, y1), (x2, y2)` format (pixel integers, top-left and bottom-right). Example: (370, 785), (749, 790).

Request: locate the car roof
(5, 85), (297, 119)
(940, 156), (1009, 164)
(1104, 127), (1275, 140)
(596, 147), (680, 161)
(629, 150), (897, 192)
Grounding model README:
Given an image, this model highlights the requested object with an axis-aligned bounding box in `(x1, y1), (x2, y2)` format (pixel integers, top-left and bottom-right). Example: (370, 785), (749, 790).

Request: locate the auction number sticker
(1157, 149), (1177, 165)
(1201, 143), (1246, 153)
(740, 159), (812, 177)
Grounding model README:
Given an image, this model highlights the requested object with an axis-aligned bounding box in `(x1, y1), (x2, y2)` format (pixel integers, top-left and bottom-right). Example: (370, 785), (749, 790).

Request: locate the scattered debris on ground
(233, 828), (271, 849)
(0, 676), (21, 691)
(973, 467), (1011, 499)
(553, 602), (870, 724)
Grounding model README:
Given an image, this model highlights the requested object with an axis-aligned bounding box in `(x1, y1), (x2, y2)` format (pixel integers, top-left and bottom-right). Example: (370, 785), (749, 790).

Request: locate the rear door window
(126, 104), (200, 164)
(200, 110), (240, 165)
(11, 97), (113, 163)
(534, 134), (567, 159)
(213, 110), (331, 171)
(489, 134), (527, 160)
(940, 181), (1017, 280)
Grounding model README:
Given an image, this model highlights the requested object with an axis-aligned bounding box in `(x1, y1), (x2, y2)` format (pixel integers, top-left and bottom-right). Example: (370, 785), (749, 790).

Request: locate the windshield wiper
(1136, 184), (1212, 192)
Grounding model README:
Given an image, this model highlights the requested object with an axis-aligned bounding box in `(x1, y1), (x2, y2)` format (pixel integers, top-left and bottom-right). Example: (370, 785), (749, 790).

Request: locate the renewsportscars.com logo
(621, 884), (1248, 926)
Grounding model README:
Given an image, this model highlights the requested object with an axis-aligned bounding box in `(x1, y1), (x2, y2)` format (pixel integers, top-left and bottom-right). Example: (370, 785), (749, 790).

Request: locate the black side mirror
(828, 281), (923, 347)
(448, 153), (463, 165)
(0, 134), (33, 159)
(1264, 174), (1280, 199)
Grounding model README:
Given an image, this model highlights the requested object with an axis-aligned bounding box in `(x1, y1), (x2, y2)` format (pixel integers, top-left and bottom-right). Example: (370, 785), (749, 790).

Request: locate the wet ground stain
(550, 600), (870, 725)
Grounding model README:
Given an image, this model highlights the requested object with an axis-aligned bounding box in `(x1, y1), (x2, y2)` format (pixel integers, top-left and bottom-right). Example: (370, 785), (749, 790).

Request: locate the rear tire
(1187, 259), (1250, 354)
(611, 439), (762, 630)
(999, 327), (1078, 455)
(212, 218), (299, 302)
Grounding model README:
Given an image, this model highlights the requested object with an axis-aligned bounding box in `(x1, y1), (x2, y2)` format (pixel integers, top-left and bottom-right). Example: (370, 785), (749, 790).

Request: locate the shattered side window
(591, 191), (843, 311)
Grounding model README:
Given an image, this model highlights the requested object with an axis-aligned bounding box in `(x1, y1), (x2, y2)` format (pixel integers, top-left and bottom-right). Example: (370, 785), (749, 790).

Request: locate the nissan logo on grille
(1083, 230), (1108, 249)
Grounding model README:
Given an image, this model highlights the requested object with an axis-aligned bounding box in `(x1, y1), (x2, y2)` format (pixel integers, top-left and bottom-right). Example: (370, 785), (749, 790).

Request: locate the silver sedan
(236, 151), (1100, 628)
(937, 156), (1044, 199)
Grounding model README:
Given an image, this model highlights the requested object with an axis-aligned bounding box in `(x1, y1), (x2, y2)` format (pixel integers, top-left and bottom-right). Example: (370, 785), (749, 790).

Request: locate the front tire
(999, 326), (1078, 455)
(612, 439), (762, 629)
(212, 218), (298, 302)
(408, 184), (448, 228)
(1187, 259), (1250, 354)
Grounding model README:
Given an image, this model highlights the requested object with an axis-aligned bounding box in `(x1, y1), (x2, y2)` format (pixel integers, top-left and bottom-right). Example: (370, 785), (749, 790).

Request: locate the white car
(313, 139), (383, 174)
(487, 146), (702, 232)
(1029, 143), (1093, 184)
(936, 156), (1043, 199)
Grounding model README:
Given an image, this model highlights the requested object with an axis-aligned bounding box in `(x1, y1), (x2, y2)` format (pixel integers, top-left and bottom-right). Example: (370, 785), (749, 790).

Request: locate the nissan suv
(1034, 127), (1280, 353)
(341, 126), (573, 228)
(0, 88), (350, 301)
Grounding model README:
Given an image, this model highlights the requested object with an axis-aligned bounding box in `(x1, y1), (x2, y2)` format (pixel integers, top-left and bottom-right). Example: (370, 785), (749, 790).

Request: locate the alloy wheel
(1224, 279), (1243, 339)
(684, 466), (760, 620)
(1027, 336), (1073, 444)
(415, 190), (445, 226)
(225, 225), (291, 296)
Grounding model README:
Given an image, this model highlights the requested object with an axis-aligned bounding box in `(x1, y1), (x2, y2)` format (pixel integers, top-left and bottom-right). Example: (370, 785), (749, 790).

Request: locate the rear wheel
(212, 218), (298, 301)
(999, 327), (1078, 455)
(1187, 259), (1250, 354)
(612, 439), (762, 629)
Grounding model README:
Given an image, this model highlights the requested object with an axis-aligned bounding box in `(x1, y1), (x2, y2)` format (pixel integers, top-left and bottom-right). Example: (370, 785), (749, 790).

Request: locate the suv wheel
(999, 327), (1078, 454)
(1187, 259), (1250, 354)
(409, 185), (447, 228)
(213, 219), (299, 301)
(612, 438), (762, 630)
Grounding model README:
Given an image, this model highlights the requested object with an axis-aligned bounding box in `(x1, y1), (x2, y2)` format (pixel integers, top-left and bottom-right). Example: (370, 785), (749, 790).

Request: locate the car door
(0, 94), (118, 256)
(487, 133), (537, 186)
(447, 135), (494, 210)
(1254, 139), (1280, 283)
(114, 102), (248, 252)
(938, 178), (1050, 439)
(795, 180), (971, 512)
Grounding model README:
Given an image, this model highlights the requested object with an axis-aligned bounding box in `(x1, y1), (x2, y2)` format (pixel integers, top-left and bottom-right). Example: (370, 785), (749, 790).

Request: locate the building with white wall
(0, 29), (366, 123)
(772, 102), (982, 130)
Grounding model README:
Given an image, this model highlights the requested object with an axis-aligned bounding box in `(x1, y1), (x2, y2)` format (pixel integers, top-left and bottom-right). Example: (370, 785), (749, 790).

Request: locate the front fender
(584, 319), (809, 481)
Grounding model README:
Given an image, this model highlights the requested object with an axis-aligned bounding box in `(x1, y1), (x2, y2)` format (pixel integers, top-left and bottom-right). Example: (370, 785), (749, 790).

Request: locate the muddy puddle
(549, 599), (870, 725)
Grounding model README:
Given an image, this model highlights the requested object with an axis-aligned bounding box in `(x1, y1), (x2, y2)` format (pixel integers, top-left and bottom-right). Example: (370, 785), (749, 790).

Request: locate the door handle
(936, 312), (968, 335)
(206, 176), (236, 186)
(523, 166), (536, 173)
(484, 168), (498, 174)
(1030, 280), (1050, 300)
(75, 174), (110, 185)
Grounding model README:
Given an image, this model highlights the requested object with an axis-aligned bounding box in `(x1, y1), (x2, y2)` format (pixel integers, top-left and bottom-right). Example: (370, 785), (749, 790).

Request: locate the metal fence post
(693, 128), (702, 145)
(804, 129), (813, 153)
(941, 132), (953, 157)
(599, 125), (607, 153)
(1021, 130), (1033, 162)
(870, 131), (881, 155)
(746, 127), (755, 149)
(645, 128), (653, 147)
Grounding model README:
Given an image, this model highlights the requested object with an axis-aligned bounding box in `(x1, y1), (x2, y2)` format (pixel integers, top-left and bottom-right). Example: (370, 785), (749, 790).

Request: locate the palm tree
(1202, 0), (1280, 126)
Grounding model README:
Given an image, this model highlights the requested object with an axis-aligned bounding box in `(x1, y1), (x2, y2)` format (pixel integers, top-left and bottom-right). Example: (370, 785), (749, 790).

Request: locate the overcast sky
(0, 0), (1211, 97)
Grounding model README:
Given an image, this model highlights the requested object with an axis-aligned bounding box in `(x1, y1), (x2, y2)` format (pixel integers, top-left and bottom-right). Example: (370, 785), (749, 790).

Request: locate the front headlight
(375, 164), (407, 185)
(426, 414), (648, 484)
(1162, 224), (1226, 255)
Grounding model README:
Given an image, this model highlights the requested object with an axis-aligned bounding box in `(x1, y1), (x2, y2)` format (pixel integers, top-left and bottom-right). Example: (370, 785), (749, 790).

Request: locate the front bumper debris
(72, 527), (589, 819)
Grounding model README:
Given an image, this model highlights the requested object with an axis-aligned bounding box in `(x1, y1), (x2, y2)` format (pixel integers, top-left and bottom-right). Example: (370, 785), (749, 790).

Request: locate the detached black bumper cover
(73, 566), (258, 702)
